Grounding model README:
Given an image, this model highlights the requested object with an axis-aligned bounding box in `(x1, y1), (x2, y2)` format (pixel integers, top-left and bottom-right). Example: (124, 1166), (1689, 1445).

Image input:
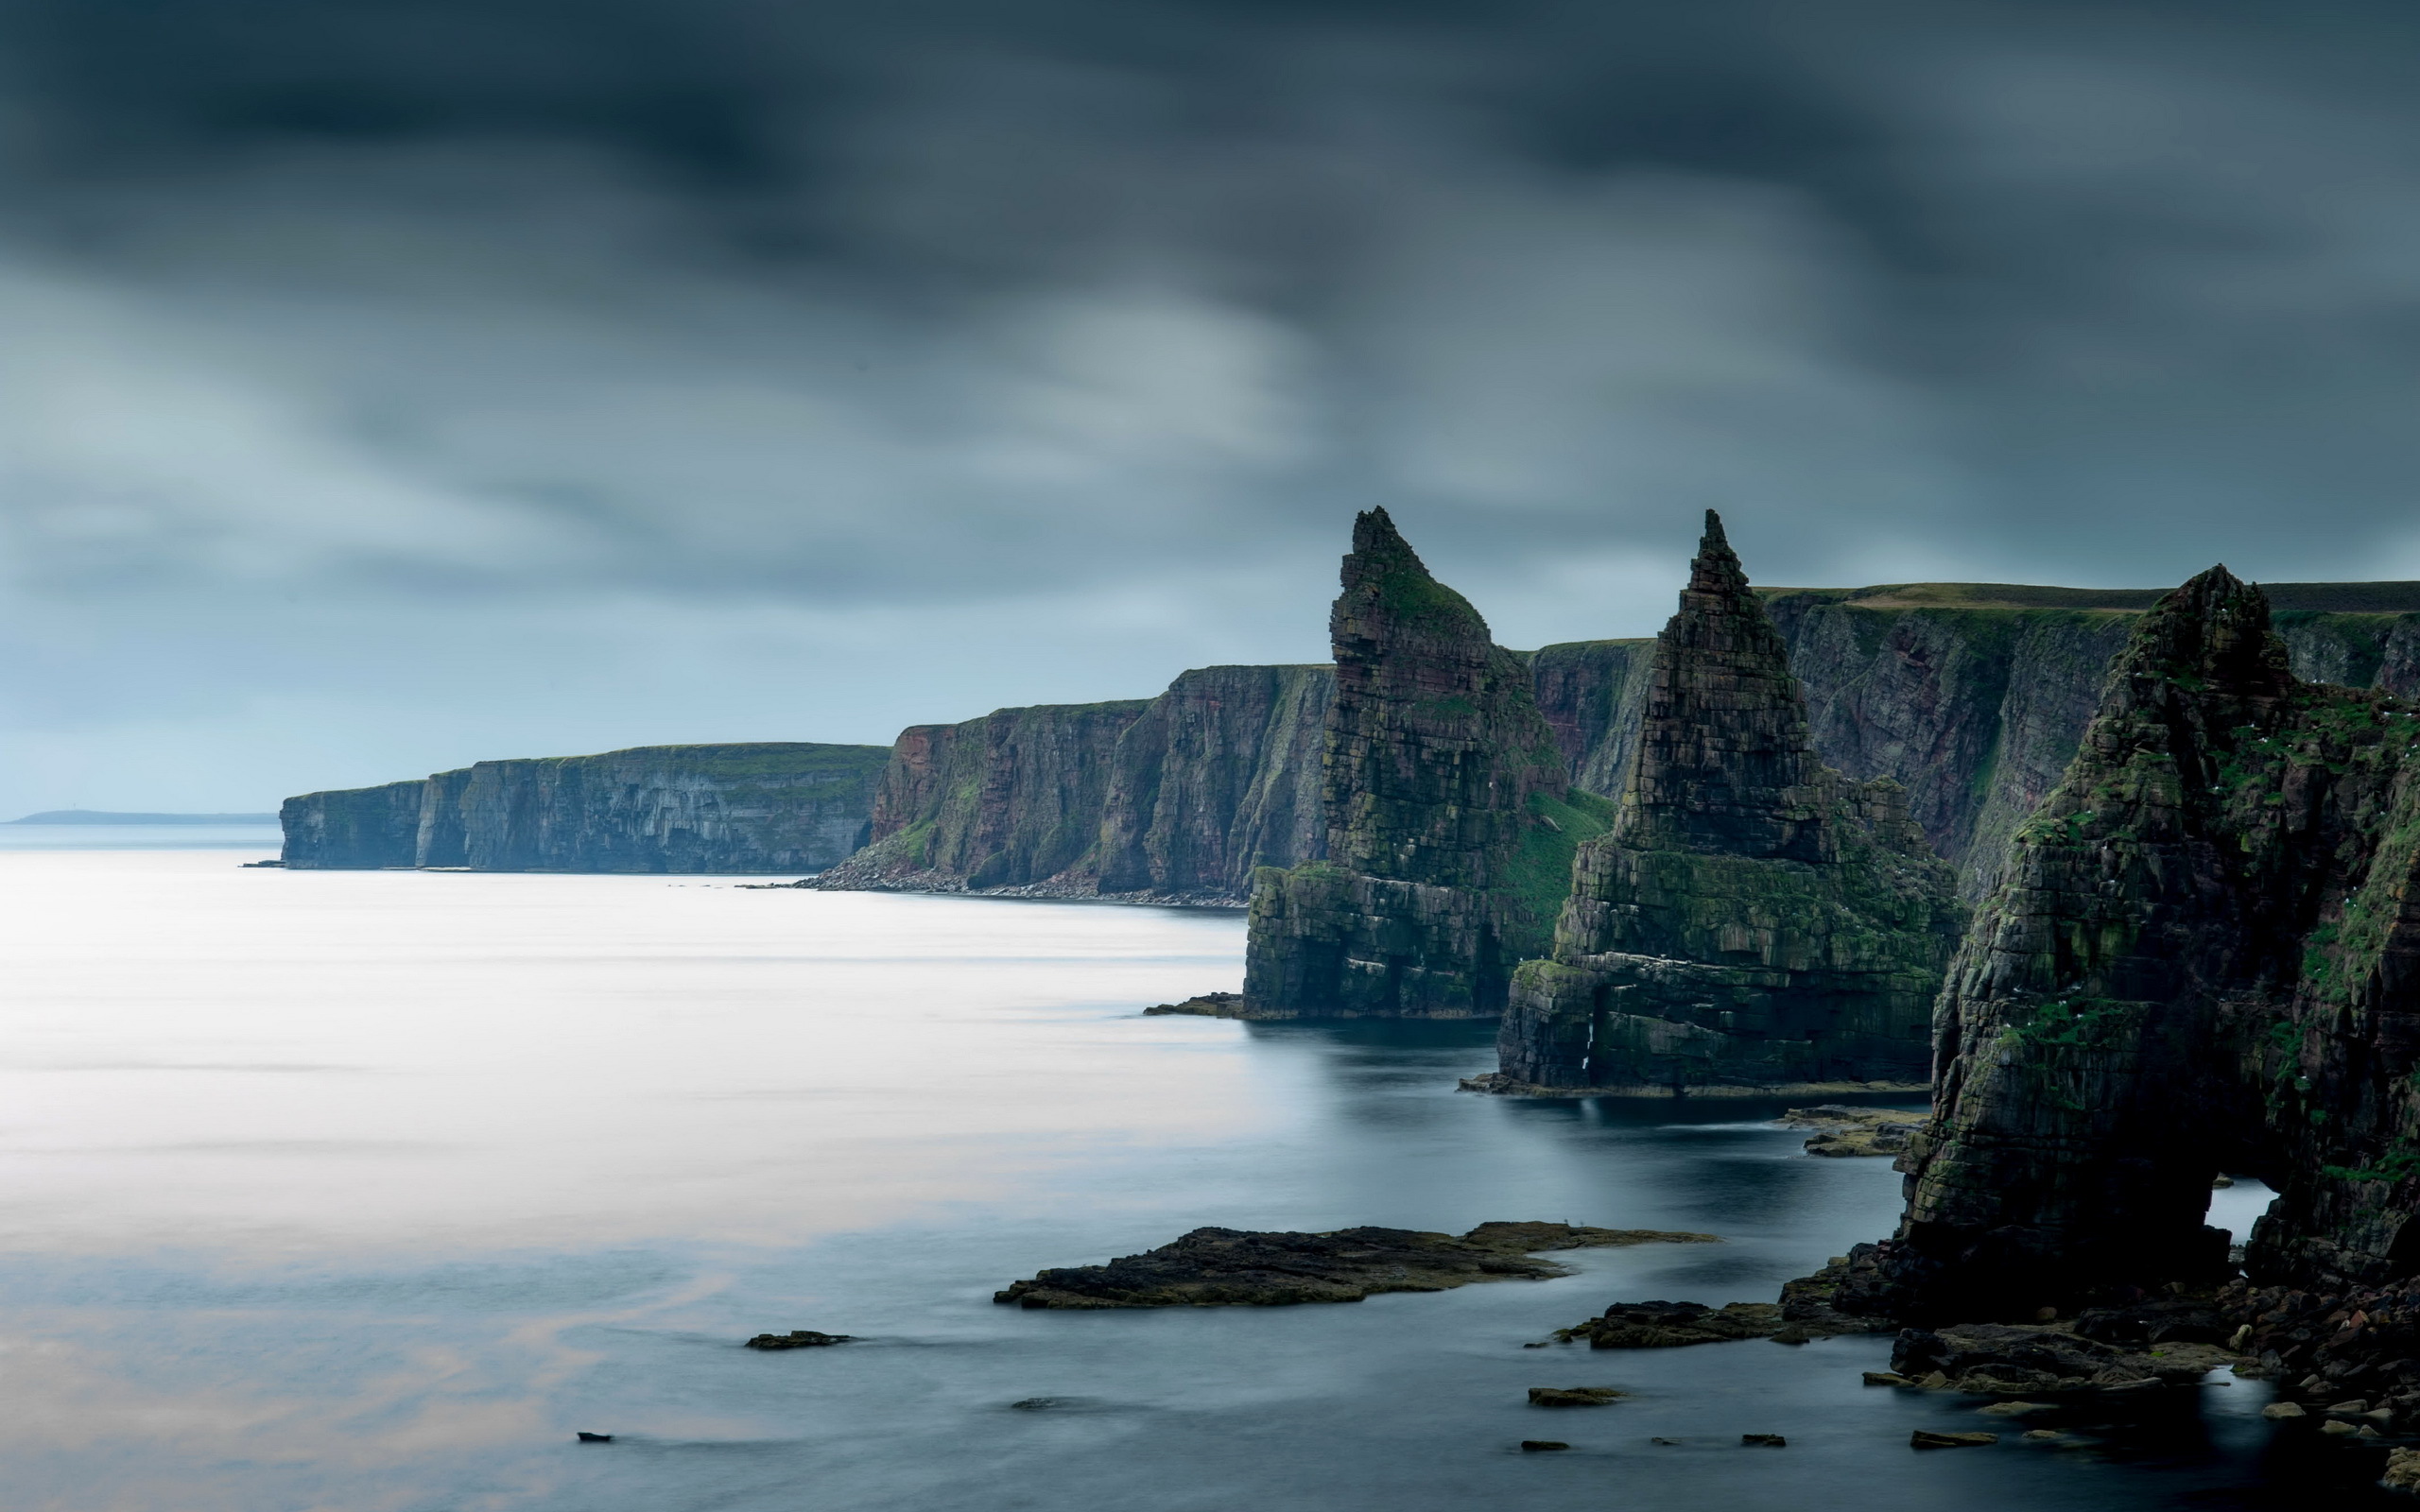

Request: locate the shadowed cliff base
(1490, 512), (1963, 1085)
(1239, 508), (1605, 1019)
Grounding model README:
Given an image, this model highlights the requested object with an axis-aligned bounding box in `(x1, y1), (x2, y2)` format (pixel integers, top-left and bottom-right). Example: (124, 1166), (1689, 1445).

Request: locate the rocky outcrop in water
(1831, 565), (2420, 1332)
(282, 743), (888, 872)
(994, 1221), (1717, 1308)
(1240, 509), (1616, 1017)
(1491, 514), (1964, 1089)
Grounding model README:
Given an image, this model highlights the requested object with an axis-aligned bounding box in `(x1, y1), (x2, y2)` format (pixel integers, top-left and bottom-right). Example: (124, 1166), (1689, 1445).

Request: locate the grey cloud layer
(0, 0), (2416, 807)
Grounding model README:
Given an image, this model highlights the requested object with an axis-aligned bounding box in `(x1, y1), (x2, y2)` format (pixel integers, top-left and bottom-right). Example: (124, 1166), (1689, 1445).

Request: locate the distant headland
(6, 810), (279, 825)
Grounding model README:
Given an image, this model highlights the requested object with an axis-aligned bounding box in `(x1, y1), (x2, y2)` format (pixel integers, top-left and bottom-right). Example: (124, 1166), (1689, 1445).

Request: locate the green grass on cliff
(1496, 789), (1619, 949)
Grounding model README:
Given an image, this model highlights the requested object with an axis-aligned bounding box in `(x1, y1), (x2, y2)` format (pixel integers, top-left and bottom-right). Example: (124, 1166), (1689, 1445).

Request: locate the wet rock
(1740, 1434), (1787, 1447)
(1910, 1431), (1998, 1449)
(575, 1432), (614, 1443)
(1977, 1400), (2057, 1417)
(2263, 1401), (2308, 1418)
(744, 1330), (855, 1349)
(1520, 1440), (1571, 1452)
(1890, 1322), (2228, 1393)
(2323, 1419), (2360, 1436)
(994, 1222), (1718, 1309)
(1556, 1300), (1783, 1349)
(2387, 1447), (2420, 1494)
(1864, 1371), (1916, 1386)
(1529, 1387), (1626, 1407)
(1785, 1107), (1929, 1159)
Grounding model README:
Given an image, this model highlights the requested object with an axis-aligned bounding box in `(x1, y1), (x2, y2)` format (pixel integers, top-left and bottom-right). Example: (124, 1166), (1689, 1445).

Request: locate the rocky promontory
(282, 743), (889, 872)
(994, 1221), (1717, 1309)
(1491, 514), (1965, 1090)
(1240, 508), (1615, 1018)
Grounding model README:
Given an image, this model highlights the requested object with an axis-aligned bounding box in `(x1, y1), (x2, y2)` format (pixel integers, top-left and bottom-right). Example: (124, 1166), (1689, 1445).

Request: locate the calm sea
(0, 845), (2374, 1510)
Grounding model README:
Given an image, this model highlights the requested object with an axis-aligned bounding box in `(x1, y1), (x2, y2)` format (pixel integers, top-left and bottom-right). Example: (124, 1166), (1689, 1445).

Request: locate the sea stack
(1491, 511), (1962, 1090)
(1839, 565), (2420, 1323)
(1241, 508), (1613, 1017)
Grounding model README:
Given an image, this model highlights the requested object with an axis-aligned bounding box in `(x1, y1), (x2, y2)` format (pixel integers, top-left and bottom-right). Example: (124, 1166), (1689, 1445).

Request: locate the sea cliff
(1830, 567), (2420, 1323)
(282, 743), (888, 872)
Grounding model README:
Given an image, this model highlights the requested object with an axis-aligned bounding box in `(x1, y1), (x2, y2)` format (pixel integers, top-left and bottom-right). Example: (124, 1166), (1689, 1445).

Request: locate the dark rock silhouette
(994, 1220), (1716, 1308)
(1490, 513), (1963, 1090)
(1833, 566), (2420, 1338)
(1240, 508), (1615, 1017)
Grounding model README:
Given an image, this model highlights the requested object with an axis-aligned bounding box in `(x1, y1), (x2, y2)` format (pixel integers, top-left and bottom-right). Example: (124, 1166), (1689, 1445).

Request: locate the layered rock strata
(805, 700), (1150, 893)
(1836, 566), (2420, 1328)
(1493, 514), (1964, 1089)
(1240, 508), (1616, 1017)
(282, 743), (888, 872)
(794, 583), (2420, 909)
(279, 780), (427, 869)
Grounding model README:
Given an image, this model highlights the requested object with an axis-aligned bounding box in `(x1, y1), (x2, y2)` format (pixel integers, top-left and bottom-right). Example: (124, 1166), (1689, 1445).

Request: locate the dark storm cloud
(3, 0), (2419, 807)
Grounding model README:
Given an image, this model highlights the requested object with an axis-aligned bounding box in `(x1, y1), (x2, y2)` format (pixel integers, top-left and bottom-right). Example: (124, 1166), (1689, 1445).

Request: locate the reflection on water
(0, 851), (2393, 1510)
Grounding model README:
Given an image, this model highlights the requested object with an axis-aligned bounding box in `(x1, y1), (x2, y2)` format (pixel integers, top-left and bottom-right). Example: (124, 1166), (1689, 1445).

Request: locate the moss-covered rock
(1840, 565), (2420, 1324)
(1240, 508), (1609, 1017)
(1494, 514), (1964, 1089)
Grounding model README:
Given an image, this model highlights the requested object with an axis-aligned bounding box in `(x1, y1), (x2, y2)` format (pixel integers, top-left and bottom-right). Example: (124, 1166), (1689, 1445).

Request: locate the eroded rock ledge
(994, 1222), (1718, 1309)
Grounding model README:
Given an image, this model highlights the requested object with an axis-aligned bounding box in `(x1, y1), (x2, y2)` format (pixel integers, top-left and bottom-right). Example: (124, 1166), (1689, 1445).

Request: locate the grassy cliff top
(1757, 581), (2420, 613)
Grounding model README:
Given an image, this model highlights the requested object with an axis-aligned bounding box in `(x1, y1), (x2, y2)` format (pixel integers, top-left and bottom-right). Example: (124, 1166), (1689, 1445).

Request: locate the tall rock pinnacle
(1621, 511), (1829, 862)
(1242, 508), (1611, 1018)
(1491, 512), (1962, 1090)
(1829, 564), (2420, 1324)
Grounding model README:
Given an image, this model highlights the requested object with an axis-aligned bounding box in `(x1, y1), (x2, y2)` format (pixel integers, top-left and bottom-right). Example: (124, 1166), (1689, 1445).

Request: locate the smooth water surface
(0, 850), (2380, 1510)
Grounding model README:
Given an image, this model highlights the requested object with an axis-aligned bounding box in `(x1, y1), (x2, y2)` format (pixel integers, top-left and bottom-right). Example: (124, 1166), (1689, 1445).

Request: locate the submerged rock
(1557, 1300), (1785, 1349)
(994, 1222), (1718, 1309)
(1495, 513), (1964, 1092)
(1529, 1386), (1626, 1406)
(1519, 1439), (1572, 1451)
(1910, 1431), (1997, 1449)
(744, 1330), (856, 1350)
(1141, 992), (1274, 1020)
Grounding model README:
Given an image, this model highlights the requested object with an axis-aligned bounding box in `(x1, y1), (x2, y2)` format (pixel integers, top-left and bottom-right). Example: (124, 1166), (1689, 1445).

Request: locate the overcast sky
(3, 0), (2418, 812)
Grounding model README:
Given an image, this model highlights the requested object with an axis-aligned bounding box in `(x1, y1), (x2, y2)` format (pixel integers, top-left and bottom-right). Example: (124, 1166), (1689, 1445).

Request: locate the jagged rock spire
(1320, 507), (1564, 885)
(2112, 563), (2295, 709)
(1618, 509), (1829, 862)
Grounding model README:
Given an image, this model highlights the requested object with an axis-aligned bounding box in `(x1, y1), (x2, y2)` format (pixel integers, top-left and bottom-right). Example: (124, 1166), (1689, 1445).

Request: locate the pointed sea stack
(1834, 565), (2420, 1328)
(1240, 508), (1614, 1016)
(1490, 512), (1963, 1091)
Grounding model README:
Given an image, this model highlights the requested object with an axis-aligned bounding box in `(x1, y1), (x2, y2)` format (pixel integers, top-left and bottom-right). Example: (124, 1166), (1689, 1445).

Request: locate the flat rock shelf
(994, 1222), (1720, 1309)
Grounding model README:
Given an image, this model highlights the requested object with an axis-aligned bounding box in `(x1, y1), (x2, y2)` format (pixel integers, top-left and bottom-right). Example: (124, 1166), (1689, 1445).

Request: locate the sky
(3, 0), (2419, 812)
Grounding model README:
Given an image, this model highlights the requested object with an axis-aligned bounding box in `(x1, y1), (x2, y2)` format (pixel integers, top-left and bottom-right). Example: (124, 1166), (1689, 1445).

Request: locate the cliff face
(805, 701), (1151, 893)
(1841, 567), (2420, 1323)
(1495, 515), (1963, 1087)
(1241, 508), (1613, 1018)
(282, 743), (888, 873)
(1093, 664), (1334, 898)
(1528, 639), (1655, 798)
(280, 781), (426, 869)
